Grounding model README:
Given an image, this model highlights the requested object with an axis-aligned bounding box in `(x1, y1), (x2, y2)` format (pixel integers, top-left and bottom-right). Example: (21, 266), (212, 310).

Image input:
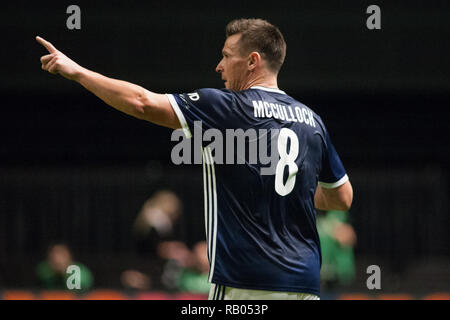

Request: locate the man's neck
(242, 72), (279, 90)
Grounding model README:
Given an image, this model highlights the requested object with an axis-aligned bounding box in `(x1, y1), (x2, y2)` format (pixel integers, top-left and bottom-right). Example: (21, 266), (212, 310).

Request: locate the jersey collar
(249, 86), (286, 95)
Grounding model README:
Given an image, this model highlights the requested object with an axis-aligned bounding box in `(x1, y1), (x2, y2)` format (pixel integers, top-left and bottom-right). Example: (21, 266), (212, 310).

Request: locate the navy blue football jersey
(166, 86), (348, 296)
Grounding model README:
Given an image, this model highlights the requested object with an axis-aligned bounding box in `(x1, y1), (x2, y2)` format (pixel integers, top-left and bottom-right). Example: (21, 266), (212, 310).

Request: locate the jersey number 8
(275, 128), (299, 196)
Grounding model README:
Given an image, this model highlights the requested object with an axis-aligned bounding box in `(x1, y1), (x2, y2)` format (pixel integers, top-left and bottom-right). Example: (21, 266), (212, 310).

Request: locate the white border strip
(166, 94), (192, 138)
(205, 148), (212, 264)
(202, 148), (210, 262)
(207, 147), (218, 283)
(250, 86), (286, 95)
(318, 174), (349, 189)
(202, 147), (217, 283)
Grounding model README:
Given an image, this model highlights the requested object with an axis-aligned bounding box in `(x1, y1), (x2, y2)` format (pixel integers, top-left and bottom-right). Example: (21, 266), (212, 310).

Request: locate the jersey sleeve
(318, 128), (348, 189)
(166, 88), (235, 139)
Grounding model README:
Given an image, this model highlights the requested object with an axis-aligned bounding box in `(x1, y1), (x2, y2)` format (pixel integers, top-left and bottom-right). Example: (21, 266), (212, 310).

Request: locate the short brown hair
(225, 18), (286, 74)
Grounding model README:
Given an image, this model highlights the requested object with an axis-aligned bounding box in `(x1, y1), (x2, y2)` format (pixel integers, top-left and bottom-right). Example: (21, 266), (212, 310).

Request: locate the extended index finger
(36, 36), (57, 53)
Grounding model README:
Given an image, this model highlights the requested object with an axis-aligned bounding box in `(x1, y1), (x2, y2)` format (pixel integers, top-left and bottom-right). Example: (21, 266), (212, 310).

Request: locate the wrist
(72, 65), (87, 82)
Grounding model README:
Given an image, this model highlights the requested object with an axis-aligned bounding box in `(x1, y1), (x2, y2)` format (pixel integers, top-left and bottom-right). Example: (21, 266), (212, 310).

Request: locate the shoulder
(175, 88), (236, 110)
(189, 88), (235, 101)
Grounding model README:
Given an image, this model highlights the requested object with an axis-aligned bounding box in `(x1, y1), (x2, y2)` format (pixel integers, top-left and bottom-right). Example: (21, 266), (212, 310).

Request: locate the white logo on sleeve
(187, 92), (200, 101)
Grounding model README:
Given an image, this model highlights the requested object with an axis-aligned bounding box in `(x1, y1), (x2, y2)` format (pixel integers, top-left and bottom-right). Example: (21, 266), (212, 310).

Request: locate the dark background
(0, 0), (449, 296)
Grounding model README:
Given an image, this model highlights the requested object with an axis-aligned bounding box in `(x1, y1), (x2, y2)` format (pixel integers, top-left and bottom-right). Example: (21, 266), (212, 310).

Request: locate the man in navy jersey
(37, 18), (353, 300)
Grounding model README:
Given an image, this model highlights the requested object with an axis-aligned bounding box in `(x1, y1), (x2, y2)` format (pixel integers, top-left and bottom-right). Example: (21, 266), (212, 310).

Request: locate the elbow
(339, 184), (353, 211)
(134, 103), (145, 116)
(327, 201), (351, 212)
(133, 91), (153, 120)
(315, 195), (352, 212)
(344, 202), (352, 211)
(336, 199), (352, 211)
(321, 180), (353, 212)
(133, 106), (147, 120)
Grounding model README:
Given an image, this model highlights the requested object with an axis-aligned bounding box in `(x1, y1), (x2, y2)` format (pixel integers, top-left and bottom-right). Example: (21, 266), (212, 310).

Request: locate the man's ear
(248, 52), (261, 71)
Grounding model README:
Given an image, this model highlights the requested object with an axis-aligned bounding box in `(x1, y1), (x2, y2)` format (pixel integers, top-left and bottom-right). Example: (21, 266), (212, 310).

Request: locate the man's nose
(215, 60), (223, 73)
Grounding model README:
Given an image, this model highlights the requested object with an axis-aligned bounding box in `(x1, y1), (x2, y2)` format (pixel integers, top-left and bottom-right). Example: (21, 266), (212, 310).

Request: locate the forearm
(37, 36), (180, 129)
(74, 67), (150, 119)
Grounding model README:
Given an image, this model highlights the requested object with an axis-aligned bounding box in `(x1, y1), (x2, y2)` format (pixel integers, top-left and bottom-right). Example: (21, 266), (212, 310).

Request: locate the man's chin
(225, 81), (236, 90)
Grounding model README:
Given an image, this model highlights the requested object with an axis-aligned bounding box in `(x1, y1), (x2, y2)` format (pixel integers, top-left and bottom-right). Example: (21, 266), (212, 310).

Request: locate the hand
(36, 36), (83, 80)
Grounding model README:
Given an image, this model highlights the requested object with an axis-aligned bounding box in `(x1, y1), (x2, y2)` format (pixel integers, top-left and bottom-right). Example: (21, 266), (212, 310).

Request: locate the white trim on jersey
(203, 147), (218, 283)
(208, 283), (226, 300)
(166, 93), (192, 138)
(318, 174), (349, 189)
(250, 86), (286, 95)
(203, 147), (210, 263)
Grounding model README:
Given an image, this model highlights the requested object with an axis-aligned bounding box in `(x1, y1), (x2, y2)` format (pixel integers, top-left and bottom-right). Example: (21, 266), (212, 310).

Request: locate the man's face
(216, 34), (251, 91)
